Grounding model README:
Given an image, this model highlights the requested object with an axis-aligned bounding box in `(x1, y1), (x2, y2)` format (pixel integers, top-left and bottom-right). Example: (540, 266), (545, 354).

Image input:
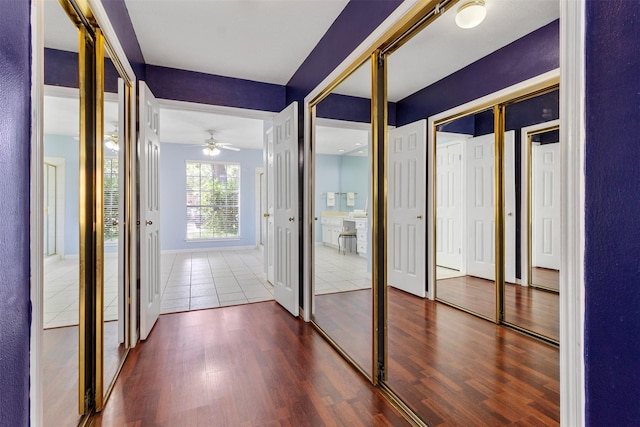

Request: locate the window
(104, 157), (119, 243)
(186, 161), (240, 240)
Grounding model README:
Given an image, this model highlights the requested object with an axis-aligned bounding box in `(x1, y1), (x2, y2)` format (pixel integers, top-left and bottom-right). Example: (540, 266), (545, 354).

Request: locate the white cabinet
(320, 216), (368, 257)
(321, 216), (343, 248)
(355, 219), (368, 256)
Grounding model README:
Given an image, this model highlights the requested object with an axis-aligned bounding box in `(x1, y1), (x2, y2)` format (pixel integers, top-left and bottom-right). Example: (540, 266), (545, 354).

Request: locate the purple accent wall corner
(0, 1), (33, 425)
(584, 1), (640, 425)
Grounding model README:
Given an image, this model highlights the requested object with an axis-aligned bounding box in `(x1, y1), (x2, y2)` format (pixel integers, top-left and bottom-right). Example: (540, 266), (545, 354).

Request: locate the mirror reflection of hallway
(502, 88), (560, 343)
(434, 108), (501, 321)
(42, 0), (83, 422)
(311, 58), (373, 376)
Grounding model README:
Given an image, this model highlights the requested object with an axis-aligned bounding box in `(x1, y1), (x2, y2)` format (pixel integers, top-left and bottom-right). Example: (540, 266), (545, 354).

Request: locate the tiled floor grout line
(44, 247), (373, 326)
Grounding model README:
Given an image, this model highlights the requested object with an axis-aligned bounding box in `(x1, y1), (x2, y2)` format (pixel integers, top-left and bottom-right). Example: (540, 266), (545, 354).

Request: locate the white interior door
(273, 103), (299, 316)
(466, 133), (496, 280)
(532, 142), (561, 270)
(465, 131), (515, 282)
(139, 81), (161, 340)
(504, 131), (516, 283)
(265, 127), (275, 284)
(436, 140), (463, 271)
(387, 120), (426, 297)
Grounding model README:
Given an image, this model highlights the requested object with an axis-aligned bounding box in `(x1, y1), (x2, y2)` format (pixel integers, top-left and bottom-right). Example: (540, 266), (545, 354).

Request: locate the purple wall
(286, 0), (403, 105)
(45, 48), (120, 93)
(44, 48), (78, 88)
(0, 1), (31, 425)
(145, 65), (286, 112)
(101, 0), (146, 80)
(584, 1), (640, 425)
(396, 20), (559, 126)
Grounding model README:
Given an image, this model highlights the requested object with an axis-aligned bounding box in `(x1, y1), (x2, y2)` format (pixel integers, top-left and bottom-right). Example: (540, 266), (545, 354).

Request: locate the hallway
(93, 302), (407, 426)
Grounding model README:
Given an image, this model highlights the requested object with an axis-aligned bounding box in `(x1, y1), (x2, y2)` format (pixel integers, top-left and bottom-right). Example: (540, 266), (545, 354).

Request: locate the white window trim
(185, 159), (241, 241)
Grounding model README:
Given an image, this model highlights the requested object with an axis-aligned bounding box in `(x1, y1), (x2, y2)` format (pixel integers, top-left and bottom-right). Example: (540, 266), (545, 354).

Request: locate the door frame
(30, 0), (138, 422)
(520, 119), (560, 288)
(427, 70), (560, 301)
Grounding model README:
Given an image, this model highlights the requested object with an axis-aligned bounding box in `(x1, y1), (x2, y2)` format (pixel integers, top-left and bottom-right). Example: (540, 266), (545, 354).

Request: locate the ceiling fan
(201, 130), (239, 156)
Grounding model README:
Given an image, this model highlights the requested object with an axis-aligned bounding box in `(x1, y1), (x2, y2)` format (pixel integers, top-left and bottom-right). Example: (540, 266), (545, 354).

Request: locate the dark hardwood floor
(531, 267), (560, 292)
(387, 287), (558, 426)
(315, 288), (559, 426)
(436, 275), (559, 341)
(313, 289), (373, 375)
(436, 275), (496, 319)
(94, 302), (407, 427)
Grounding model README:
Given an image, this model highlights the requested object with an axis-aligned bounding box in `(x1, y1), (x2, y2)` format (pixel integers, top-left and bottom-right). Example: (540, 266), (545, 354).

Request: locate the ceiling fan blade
(220, 145), (240, 151)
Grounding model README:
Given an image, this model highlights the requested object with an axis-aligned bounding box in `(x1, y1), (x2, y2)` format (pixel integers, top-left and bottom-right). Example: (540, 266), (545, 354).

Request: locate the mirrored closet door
(503, 88), (560, 342)
(311, 58), (373, 377)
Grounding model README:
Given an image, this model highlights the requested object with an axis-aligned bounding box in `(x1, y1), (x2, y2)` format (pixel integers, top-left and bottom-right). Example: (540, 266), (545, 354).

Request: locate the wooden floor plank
(94, 302), (408, 427)
(315, 288), (559, 426)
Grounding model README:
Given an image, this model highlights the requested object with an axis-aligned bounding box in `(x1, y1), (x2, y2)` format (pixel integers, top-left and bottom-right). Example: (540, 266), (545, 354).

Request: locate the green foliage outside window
(186, 161), (240, 240)
(104, 157), (119, 243)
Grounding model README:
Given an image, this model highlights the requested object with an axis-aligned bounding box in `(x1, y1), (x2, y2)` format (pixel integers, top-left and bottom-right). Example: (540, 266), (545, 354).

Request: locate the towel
(346, 192), (355, 207)
(326, 192), (335, 207)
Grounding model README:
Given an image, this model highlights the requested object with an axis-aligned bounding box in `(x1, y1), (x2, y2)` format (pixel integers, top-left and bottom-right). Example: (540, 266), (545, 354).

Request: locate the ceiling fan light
(203, 146), (221, 156)
(455, 0), (486, 29)
(105, 137), (119, 151)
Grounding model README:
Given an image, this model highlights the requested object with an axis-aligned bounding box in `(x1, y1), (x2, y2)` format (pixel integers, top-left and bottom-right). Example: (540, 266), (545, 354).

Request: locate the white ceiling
(335, 0), (559, 101)
(159, 106), (265, 149)
(43, 0), (559, 151)
(44, 0), (79, 51)
(316, 119), (370, 156)
(124, 0), (349, 85)
(44, 90), (119, 137)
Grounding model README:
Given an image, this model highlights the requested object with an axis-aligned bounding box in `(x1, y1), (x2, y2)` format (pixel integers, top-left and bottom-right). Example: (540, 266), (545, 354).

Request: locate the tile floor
(43, 254), (118, 329)
(314, 244), (372, 294)
(160, 248), (273, 314)
(42, 245), (370, 328)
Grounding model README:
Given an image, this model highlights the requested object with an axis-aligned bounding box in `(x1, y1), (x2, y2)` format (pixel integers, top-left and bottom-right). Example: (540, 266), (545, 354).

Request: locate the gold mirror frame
(306, 0), (560, 424)
(56, 0), (135, 419)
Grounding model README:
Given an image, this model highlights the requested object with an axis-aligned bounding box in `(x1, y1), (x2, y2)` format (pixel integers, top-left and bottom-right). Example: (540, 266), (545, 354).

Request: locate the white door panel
(466, 133), (495, 280)
(532, 143), (560, 270)
(273, 103), (298, 316)
(265, 128), (275, 284)
(436, 141), (463, 271)
(388, 120), (426, 298)
(139, 81), (161, 340)
(465, 131), (516, 283)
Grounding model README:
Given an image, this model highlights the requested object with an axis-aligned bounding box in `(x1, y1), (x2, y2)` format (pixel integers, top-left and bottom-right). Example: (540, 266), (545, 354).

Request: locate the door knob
(288, 217), (295, 222)
(507, 212), (513, 216)
(314, 217), (318, 221)
(263, 213), (270, 218)
(146, 220), (153, 225)
(417, 215), (423, 219)
(112, 220), (119, 226)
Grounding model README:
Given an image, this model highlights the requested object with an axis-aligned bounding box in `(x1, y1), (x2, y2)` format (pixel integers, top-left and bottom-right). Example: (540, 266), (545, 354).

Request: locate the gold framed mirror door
(100, 38), (134, 409)
(309, 57), (375, 379)
(41, 0), (134, 420)
(306, 0), (561, 424)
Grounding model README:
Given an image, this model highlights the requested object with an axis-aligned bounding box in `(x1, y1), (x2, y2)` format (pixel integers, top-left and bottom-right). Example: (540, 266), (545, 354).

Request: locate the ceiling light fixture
(104, 123), (119, 152)
(355, 142), (362, 146)
(337, 149), (345, 153)
(203, 145), (221, 156)
(455, 0), (486, 29)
